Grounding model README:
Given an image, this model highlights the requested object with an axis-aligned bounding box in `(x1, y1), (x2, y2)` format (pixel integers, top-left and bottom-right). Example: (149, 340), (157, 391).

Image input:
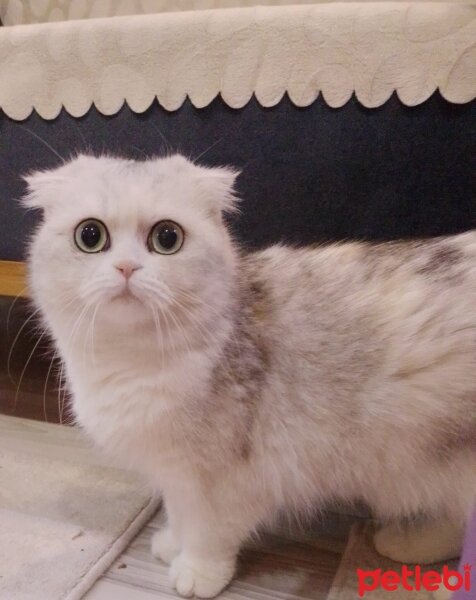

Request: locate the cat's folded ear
(195, 164), (241, 217)
(21, 169), (65, 212)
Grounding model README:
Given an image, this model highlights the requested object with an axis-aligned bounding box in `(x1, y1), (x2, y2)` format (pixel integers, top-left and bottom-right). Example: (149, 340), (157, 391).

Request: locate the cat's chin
(100, 291), (152, 327)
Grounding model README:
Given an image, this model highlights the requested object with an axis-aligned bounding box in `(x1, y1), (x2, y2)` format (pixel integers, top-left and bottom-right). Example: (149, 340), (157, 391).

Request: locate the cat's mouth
(111, 287), (140, 303)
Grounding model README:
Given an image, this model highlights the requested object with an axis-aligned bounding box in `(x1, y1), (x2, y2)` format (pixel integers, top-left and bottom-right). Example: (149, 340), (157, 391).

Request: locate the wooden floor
(86, 510), (353, 600)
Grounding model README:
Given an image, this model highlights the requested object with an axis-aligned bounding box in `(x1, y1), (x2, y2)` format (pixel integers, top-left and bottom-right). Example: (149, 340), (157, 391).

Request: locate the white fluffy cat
(25, 154), (475, 598)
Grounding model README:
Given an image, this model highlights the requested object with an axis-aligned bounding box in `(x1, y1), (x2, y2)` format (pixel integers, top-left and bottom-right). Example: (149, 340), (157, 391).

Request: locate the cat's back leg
(373, 518), (464, 563)
(372, 449), (476, 564)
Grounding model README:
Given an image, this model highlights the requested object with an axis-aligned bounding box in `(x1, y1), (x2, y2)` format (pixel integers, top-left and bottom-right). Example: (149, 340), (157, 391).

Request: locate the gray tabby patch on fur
(25, 154), (476, 598)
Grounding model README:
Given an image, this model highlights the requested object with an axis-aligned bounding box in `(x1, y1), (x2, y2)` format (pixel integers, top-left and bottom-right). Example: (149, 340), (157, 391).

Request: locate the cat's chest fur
(64, 331), (218, 479)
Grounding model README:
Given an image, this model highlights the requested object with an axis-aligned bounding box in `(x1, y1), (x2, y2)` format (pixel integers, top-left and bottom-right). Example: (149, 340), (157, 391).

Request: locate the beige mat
(0, 416), (160, 600)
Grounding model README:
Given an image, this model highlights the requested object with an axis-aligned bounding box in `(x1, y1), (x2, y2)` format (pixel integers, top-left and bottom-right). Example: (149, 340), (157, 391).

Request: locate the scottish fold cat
(25, 154), (475, 597)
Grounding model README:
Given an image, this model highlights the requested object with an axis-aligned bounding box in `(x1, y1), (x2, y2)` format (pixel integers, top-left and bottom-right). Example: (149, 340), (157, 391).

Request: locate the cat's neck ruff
(54, 299), (234, 404)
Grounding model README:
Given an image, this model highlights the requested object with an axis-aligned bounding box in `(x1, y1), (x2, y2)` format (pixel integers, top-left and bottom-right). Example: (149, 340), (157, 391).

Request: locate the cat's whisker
(136, 281), (172, 308)
(13, 329), (47, 415)
(49, 293), (84, 321)
(167, 309), (194, 356)
(148, 304), (166, 370)
(81, 301), (99, 368)
(7, 308), (42, 385)
(70, 303), (94, 368)
(150, 123), (173, 156)
(140, 280), (224, 358)
(75, 127), (89, 154)
(130, 145), (149, 159)
(55, 300), (95, 420)
(192, 137), (225, 164)
(6, 287), (29, 337)
(174, 297), (239, 382)
(143, 282), (241, 374)
(19, 125), (65, 163)
(42, 348), (58, 423)
(138, 282), (196, 357)
(138, 279), (172, 298)
(175, 287), (229, 321)
(89, 302), (101, 368)
(155, 302), (179, 358)
(171, 296), (215, 345)
(57, 360), (65, 424)
(61, 304), (93, 421)
(155, 307), (166, 367)
(150, 296), (191, 363)
(52, 300), (89, 423)
(172, 289), (243, 369)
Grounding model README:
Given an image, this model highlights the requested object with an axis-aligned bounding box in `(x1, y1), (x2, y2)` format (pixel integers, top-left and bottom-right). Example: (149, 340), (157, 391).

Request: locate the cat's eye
(74, 219), (109, 253)
(148, 221), (184, 255)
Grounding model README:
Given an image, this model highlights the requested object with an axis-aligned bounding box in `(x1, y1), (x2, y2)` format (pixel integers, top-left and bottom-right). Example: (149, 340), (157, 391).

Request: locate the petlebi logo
(356, 564), (472, 597)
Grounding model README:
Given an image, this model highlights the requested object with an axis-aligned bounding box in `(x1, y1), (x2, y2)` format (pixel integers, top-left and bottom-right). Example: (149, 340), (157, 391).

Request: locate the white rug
(0, 416), (160, 600)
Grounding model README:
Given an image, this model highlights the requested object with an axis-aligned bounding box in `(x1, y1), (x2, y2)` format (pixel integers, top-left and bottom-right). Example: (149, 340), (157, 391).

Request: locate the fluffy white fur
(25, 155), (476, 598)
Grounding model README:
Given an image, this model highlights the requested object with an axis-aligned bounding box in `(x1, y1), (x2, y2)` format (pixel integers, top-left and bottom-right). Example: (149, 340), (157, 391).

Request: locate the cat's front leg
(151, 495), (182, 565)
(169, 508), (239, 599)
(151, 525), (181, 565)
(164, 482), (259, 598)
(170, 551), (236, 599)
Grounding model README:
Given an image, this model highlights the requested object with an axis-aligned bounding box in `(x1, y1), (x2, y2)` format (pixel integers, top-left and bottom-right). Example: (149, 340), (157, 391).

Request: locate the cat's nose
(114, 261), (142, 280)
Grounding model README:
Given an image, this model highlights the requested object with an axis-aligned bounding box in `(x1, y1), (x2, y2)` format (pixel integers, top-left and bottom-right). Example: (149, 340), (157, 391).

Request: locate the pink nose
(115, 261), (141, 280)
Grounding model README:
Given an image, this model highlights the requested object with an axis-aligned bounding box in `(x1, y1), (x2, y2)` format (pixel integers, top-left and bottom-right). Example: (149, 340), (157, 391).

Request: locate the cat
(24, 154), (475, 598)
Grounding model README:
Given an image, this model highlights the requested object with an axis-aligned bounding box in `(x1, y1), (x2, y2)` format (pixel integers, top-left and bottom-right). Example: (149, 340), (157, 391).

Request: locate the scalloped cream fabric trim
(1, 0), (469, 26)
(0, 3), (474, 119)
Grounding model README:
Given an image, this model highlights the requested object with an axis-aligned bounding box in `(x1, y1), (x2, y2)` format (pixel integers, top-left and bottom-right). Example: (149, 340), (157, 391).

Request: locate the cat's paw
(432, 588), (453, 600)
(169, 553), (235, 598)
(373, 522), (461, 564)
(374, 525), (417, 562)
(151, 527), (181, 565)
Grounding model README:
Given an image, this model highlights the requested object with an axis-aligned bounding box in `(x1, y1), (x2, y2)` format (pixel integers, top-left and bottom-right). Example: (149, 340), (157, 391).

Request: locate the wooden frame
(0, 261), (27, 297)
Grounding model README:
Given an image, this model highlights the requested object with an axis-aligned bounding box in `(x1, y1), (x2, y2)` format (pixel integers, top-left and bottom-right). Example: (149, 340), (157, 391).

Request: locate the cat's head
(24, 154), (240, 338)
